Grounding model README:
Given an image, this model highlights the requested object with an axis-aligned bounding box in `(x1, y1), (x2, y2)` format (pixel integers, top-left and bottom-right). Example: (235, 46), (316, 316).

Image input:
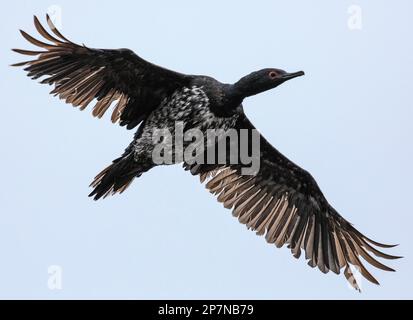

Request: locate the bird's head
(233, 68), (305, 99)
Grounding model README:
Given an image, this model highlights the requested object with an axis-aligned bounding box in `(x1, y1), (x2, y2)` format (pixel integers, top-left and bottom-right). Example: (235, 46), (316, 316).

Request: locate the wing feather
(184, 114), (401, 290)
(13, 15), (190, 128)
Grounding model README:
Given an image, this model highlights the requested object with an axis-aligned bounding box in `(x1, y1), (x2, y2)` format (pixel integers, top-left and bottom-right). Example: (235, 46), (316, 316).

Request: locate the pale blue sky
(0, 0), (412, 299)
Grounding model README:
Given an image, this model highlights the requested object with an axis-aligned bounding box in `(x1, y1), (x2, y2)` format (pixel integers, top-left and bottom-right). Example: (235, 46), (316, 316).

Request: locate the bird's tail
(89, 155), (142, 200)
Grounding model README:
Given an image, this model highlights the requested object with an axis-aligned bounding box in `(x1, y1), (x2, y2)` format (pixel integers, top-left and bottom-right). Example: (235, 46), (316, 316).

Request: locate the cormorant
(12, 15), (400, 291)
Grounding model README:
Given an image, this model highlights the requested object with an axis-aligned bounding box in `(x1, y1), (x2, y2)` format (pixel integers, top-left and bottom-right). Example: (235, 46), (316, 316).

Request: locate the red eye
(269, 71), (278, 79)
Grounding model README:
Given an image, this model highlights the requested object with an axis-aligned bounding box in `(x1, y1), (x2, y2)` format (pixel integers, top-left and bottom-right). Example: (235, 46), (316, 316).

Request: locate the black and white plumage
(13, 15), (401, 291)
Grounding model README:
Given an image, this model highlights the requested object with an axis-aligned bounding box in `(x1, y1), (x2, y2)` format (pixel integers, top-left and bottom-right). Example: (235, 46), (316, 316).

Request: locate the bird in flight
(13, 15), (400, 291)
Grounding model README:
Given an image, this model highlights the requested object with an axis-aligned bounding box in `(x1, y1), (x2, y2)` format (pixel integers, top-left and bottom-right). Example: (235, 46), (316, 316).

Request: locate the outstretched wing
(185, 114), (401, 290)
(12, 15), (191, 129)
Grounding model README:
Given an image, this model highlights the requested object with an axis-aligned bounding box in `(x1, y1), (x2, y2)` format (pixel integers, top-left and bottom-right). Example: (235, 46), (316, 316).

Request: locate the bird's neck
(222, 84), (245, 110)
(232, 77), (261, 99)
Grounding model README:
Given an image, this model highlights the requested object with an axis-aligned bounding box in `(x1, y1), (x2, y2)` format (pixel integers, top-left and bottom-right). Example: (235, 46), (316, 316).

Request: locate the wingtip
(46, 13), (55, 29)
(383, 243), (400, 249)
(364, 236), (400, 249)
(10, 61), (28, 67)
(88, 191), (99, 201)
(33, 15), (41, 26)
(11, 48), (38, 56)
(19, 29), (31, 40)
(19, 28), (30, 36)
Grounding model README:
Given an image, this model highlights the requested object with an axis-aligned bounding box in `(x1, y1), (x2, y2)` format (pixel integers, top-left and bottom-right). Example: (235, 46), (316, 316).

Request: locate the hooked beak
(281, 71), (305, 81)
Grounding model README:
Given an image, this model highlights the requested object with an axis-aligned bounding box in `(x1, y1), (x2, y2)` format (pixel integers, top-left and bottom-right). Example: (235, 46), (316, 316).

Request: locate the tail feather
(89, 156), (138, 200)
